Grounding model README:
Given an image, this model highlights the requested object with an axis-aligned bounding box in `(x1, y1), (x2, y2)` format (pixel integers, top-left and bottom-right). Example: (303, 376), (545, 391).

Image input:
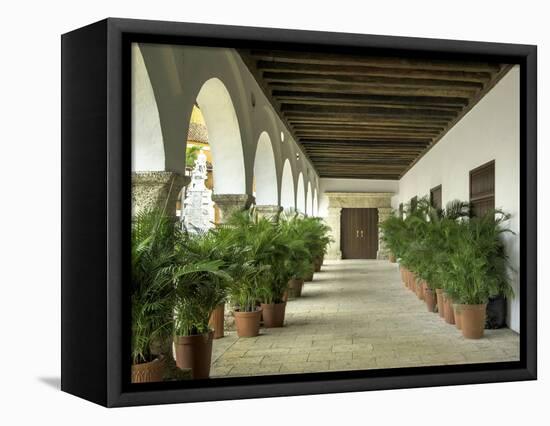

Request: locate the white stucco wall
(131, 44), (165, 171)
(318, 178), (399, 217)
(392, 66), (520, 332)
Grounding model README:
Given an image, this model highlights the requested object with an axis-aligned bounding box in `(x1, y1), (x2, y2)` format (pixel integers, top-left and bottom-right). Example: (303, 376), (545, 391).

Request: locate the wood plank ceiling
(239, 49), (511, 180)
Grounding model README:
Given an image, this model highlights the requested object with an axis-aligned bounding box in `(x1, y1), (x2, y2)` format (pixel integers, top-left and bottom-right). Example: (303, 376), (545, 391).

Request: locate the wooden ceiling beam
(249, 50), (502, 72)
(300, 139), (428, 148)
(257, 61), (493, 83)
(287, 115), (450, 126)
(295, 128), (440, 136)
(288, 118), (447, 128)
(282, 103), (457, 118)
(292, 123), (445, 132)
(272, 91), (469, 107)
(263, 72), (483, 90)
(278, 98), (463, 112)
(269, 82), (475, 98)
(318, 173), (400, 180)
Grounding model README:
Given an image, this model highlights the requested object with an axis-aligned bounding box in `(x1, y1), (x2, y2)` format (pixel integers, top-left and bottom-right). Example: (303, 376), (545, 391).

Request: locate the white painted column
(326, 207), (342, 260)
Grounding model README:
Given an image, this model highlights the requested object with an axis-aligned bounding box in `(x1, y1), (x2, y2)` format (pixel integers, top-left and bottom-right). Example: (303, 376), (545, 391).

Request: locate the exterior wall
(133, 43), (320, 210)
(391, 66), (520, 332)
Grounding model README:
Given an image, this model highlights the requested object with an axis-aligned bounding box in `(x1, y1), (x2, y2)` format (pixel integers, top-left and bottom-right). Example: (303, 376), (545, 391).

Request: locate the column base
(212, 194), (255, 223)
(255, 204), (283, 221)
(132, 171), (189, 218)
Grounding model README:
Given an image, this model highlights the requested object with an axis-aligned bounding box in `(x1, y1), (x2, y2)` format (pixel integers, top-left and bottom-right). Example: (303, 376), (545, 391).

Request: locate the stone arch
(131, 44), (165, 171)
(306, 181), (313, 216)
(296, 173), (306, 213)
(280, 159), (295, 210)
(253, 131), (278, 205)
(196, 77), (246, 194)
(313, 188), (319, 216)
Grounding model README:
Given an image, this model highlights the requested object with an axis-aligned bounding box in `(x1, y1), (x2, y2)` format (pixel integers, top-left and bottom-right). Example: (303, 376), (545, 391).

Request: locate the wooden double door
(341, 208), (379, 259)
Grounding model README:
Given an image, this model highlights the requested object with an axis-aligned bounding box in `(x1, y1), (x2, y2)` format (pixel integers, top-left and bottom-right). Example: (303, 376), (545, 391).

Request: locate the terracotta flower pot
(416, 280), (424, 300)
(411, 274), (417, 293)
(389, 254), (396, 263)
(260, 302), (287, 327)
(234, 308), (262, 337)
(435, 289), (445, 318)
(288, 278), (304, 299)
(131, 357), (165, 383)
(399, 266), (405, 284)
(314, 256), (322, 272)
(454, 304), (463, 330)
(459, 304), (487, 339)
(174, 331), (213, 379)
(443, 293), (455, 325)
(424, 286), (436, 313)
(282, 290), (288, 302)
(411, 273), (417, 292)
(208, 303), (225, 339)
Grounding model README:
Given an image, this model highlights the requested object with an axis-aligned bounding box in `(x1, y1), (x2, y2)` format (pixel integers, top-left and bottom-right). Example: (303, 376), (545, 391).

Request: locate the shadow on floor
(38, 376), (61, 390)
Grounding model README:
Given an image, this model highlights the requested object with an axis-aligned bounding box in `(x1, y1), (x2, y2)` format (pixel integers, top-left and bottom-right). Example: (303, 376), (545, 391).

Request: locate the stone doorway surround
(324, 192), (394, 260)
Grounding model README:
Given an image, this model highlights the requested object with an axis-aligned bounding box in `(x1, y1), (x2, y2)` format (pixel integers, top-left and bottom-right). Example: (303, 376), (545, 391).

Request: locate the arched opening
(280, 159), (295, 210)
(306, 182), (313, 216)
(313, 189), (319, 217)
(178, 105), (217, 228)
(196, 78), (245, 195)
(180, 78), (245, 230)
(296, 173), (305, 213)
(253, 131), (278, 205)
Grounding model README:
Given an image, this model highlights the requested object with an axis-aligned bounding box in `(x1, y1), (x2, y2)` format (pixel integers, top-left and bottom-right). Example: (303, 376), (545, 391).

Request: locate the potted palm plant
(131, 209), (178, 383)
(304, 216), (332, 273)
(279, 213), (320, 297)
(442, 211), (514, 338)
(172, 230), (231, 379)
(260, 220), (305, 328)
(223, 211), (272, 337)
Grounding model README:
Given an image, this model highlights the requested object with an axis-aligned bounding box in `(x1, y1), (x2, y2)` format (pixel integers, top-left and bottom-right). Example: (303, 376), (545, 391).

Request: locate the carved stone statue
(182, 150), (214, 232)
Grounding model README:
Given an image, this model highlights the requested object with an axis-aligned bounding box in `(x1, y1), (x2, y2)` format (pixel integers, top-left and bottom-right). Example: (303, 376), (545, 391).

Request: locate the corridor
(211, 260), (520, 377)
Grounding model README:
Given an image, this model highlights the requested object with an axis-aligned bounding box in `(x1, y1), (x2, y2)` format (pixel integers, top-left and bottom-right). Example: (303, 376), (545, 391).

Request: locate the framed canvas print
(61, 18), (537, 407)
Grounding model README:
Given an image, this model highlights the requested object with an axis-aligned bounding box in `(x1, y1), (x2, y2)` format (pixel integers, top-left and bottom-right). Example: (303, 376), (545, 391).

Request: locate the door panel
(341, 208), (379, 259)
(362, 208), (379, 259)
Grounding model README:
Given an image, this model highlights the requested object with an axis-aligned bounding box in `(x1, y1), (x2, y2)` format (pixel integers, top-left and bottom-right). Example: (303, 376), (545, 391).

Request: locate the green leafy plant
(380, 198), (513, 303)
(131, 209), (179, 365)
(185, 145), (201, 168)
(172, 230), (232, 336)
(222, 211), (274, 311)
(441, 210), (514, 304)
(278, 212), (316, 280)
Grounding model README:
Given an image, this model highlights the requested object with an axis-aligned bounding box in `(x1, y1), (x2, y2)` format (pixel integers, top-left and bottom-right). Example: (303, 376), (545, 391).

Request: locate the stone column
(377, 207), (393, 260)
(131, 171), (189, 218)
(211, 194), (255, 223)
(255, 204), (283, 221)
(326, 207), (342, 260)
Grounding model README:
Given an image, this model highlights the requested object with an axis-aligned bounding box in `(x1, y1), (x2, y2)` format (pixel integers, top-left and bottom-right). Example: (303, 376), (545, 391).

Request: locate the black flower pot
(485, 295), (507, 329)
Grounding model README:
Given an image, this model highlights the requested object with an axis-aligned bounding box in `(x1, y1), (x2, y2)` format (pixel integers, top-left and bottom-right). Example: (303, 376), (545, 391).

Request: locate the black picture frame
(61, 17), (537, 407)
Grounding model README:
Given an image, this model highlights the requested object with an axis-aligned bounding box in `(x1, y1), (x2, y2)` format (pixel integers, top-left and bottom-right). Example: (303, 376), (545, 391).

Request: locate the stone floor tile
(210, 260), (520, 378)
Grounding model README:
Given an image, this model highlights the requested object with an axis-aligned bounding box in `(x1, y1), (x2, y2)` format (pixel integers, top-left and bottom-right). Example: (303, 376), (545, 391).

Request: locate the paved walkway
(211, 260), (519, 377)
